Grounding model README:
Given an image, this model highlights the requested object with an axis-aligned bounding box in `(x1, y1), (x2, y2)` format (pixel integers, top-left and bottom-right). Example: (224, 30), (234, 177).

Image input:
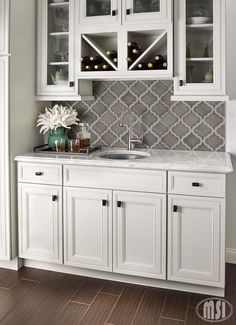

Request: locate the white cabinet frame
(172, 0), (227, 101)
(0, 0), (9, 55)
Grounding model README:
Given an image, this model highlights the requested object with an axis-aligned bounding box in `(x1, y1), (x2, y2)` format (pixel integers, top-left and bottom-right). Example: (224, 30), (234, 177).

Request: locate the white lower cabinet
(64, 187), (112, 272)
(18, 183), (62, 264)
(168, 195), (225, 287)
(113, 191), (166, 279)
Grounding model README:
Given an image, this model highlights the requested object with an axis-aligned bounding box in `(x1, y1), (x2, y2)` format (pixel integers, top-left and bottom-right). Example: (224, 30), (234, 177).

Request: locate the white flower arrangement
(37, 104), (80, 134)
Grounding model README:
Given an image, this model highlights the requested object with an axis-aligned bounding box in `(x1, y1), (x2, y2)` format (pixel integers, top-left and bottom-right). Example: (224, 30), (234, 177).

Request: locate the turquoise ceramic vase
(48, 127), (68, 150)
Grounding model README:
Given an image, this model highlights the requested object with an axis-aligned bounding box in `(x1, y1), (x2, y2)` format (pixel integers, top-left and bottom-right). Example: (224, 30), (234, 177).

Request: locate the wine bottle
(203, 43), (209, 58)
(186, 43), (192, 59)
(81, 56), (90, 65)
(127, 41), (141, 50)
(84, 64), (92, 71)
(147, 62), (155, 69)
(128, 41), (142, 60)
(113, 57), (118, 64)
(90, 56), (103, 64)
(106, 50), (117, 59)
(136, 62), (146, 70)
(102, 64), (111, 71)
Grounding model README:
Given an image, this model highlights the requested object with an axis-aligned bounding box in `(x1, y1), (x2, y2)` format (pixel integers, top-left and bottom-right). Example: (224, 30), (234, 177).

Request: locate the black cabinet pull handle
(69, 81), (74, 87)
(52, 195), (57, 202)
(192, 182), (200, 187)
(126, 8), (131, 15)
(35, 172), (43, 176)
(102, 199), (108, 207)
(179, 80), (184, 86)
(173, 205), (178, 213)
(112, 10), (117, 16)
(117, 201), (123, 208)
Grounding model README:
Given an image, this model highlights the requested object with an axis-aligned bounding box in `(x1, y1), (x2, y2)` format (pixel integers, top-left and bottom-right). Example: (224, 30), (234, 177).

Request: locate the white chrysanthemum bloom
(37, 104), (80, 134)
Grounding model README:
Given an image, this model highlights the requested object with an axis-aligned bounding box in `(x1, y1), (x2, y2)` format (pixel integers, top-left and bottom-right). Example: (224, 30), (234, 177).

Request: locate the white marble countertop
(15, 148), (233, 174)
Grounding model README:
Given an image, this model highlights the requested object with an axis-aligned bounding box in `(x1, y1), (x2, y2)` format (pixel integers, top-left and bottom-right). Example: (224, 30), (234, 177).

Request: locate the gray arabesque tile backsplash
(63, 80), (225, 151)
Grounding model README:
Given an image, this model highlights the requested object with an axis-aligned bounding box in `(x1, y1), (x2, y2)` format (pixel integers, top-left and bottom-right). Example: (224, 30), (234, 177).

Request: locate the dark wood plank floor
(0, 264), (235, 324)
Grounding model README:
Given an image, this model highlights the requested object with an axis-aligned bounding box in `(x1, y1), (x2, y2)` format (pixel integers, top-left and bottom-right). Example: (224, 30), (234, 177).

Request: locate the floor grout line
(184, 295), (191, 325)
(130, 287), (147, 325)
(104, 284), (127, 325)
(76, 282), (105, 324)
(161, 316), (185, 322)
(157, 291), (168, 325)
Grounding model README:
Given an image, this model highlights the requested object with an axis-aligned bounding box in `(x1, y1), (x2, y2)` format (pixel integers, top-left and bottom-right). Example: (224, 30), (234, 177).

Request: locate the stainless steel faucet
(119, 107), (143, 150)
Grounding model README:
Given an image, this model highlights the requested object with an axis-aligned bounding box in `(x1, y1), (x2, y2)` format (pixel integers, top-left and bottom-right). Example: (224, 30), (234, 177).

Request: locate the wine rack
(81, 32), (118, 72)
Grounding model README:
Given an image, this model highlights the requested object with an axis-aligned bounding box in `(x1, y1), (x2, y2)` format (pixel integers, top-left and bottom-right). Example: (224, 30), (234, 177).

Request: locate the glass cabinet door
(80, 0), (120, 25)
(124, 0), (171, 23)
(37, 0), (75, 96)
(173, 0), (225, 98)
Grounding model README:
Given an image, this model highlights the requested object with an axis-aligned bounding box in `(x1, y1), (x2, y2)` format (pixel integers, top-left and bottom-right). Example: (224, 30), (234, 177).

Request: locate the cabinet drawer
(64, 166), (166, 193)
(168, 172), (225, 198)
(18, 163), (62, 185)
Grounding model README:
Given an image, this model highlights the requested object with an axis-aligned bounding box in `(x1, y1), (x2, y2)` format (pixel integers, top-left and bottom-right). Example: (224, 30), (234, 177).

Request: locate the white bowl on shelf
(187, 17), (212, 25)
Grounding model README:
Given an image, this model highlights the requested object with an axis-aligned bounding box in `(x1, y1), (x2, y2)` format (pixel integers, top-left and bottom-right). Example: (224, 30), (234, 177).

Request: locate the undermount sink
(98, 150), (151, 160)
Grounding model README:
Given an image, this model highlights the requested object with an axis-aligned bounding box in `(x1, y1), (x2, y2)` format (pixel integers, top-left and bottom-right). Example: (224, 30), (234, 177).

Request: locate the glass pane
(133, 0), (160, 14)
(48, 1), (69, 86)
(186, 0), (213, 84)
(86, 0), (111, 17)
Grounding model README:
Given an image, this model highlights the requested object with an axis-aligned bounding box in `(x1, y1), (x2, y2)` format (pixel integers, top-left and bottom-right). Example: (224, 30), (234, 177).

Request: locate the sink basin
(98, 150), (151, 160)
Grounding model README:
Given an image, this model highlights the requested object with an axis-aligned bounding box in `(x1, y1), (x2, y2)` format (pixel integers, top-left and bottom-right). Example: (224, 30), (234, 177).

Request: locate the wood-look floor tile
(107, 284), (145, 325)
(70, 278), (103, 304)
(0, 279), (38, 322)
(159, 318), (184, 325)
(132, 288), (167, 325)
(18, 267), (48, 282)
(80, 293), (118, 325)
(189, 294), (207, 308)
(100, 280), (125, 296)
(2, 273), (84, 325)
(162, 291), (189, 321)
(53, 302), (89, 325)
(0, 268), (21, 289)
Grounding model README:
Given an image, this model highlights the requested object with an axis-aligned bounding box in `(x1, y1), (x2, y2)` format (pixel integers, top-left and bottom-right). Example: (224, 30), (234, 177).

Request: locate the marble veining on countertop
(15, 149), (233, 173)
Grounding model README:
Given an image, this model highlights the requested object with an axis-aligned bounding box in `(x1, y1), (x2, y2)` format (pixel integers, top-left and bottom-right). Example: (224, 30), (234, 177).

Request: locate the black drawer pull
(173, 205), (178, 213)
(52, 195), (57, 202)
(126, 8), (131, 15)
(179, 80), (184, 86)
(35, 172), (43, 176)
(102, 199), (108, 207)
(192, 182), (200, 187)
(112, 10), (117, 16)
(117, 201), (123, 208)
(69, 81), (75, 87)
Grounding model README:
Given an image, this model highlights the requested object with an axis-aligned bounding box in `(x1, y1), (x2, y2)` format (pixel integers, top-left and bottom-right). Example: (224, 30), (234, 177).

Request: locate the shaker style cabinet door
(79, 0), (121, 26)
(18, 184), (63, 264)
(168, 195), (225, 287)
(0, 0), (9, 55)
(123, 0), (172, 24)
(64, 187), (112, 272)
(173, 0), (227, 99)
(113, 191), (166, 279)
(0, 57), (10, 261)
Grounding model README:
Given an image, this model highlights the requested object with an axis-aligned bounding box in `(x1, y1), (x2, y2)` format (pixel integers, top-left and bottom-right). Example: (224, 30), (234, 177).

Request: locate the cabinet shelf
(49, 2), (69, 7)
(49, 32), (69, 37)
(186, 58), (213, 62)
(187, 24), (213, 31)
(49, 62), (69, 65)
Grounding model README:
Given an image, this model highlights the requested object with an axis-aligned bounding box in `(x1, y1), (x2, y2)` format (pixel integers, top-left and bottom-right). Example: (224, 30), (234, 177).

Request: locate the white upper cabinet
(79, 0), (121, 26)
(172, 0), (227, 101)
(113, 191), (166, 279)
(0, 0), (9, 55)
(36, 0), (93, 100)
(123, 0), (172, 24)
(168, 195), (225, 287)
